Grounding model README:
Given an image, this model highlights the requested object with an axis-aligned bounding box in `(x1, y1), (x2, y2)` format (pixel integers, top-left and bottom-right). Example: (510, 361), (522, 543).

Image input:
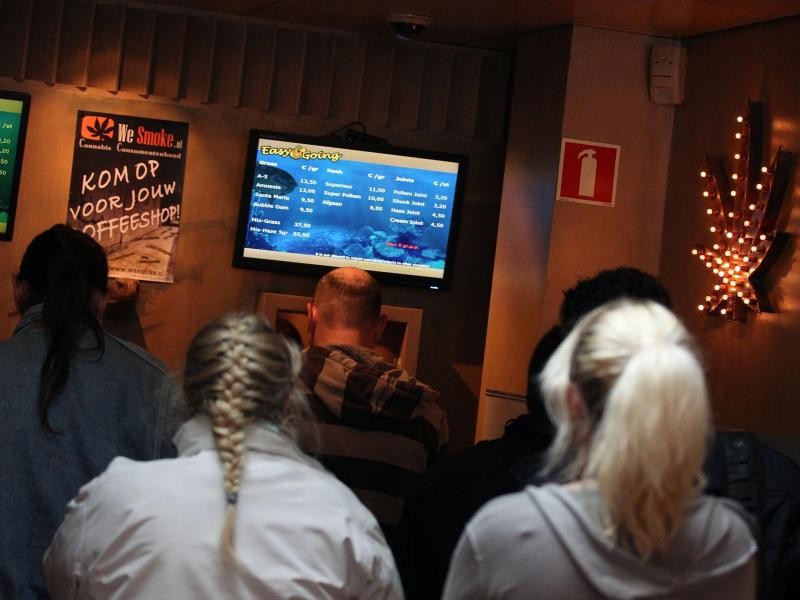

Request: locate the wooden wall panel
(417, 49), (452, 134)
(208, 19), (245, 106)
(118, 8), (155, 95)
(271, 28), (306, 114)
(475, 54), (512, 141)
(150, 12), (185, 99)
(87, 3), (124, 91)
(0, 0), (512, 140)
(299, 32), (334, 118)
(328, 36), (365, 122)
(446, 52), (482, 137)
(239, 24), (276, 111)
(181, 15), (215, 104)
(388, 45), (424, 131)
(26, 0), (61, 84)
(0, 0), (32, 79)
(56, 0), (94, 87)
(359, 38), (394, 126)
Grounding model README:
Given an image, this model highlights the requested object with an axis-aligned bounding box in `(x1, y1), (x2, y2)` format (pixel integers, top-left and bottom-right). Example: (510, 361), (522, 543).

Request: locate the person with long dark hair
(0, 224), (177, 599)
(44, 313), (402, 599)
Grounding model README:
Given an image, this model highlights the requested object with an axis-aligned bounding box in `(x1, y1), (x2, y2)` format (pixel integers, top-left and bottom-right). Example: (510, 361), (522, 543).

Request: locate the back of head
(560, 267), (672, 331)
(182, 313), (310, 566)
(312, 267), (381, 332)
(16, 224), (108, 433)
(540, 300), (710, 560)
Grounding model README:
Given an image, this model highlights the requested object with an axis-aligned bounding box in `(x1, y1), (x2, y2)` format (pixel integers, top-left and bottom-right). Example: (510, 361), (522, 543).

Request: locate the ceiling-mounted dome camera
(386, 13), (434, 40)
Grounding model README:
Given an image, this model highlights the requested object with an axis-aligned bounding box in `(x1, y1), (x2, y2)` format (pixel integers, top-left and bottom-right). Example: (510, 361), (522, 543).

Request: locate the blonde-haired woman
(443, 300), (756, 599)
(44, 313), (402, 599)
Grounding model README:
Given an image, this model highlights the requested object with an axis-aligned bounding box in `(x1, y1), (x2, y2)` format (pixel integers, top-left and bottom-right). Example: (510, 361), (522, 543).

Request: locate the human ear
(566, 383), (588, 422)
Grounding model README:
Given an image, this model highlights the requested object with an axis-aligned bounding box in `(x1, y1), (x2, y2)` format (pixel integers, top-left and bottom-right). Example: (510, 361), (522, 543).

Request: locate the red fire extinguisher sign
(557, 138), (620, 207)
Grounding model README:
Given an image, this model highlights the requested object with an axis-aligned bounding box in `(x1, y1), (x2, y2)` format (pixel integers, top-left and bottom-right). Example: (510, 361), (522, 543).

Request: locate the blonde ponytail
(540, 300), (710, 559)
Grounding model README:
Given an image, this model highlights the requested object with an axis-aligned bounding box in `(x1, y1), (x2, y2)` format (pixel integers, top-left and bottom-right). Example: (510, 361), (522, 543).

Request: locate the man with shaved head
(299, 267), (448, 547)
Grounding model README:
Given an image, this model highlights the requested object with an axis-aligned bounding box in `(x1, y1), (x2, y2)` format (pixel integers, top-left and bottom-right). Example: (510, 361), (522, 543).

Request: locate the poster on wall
(67, 111), (189, 282)
(556, 138), (620, 207)
(0, 90), (31, 242)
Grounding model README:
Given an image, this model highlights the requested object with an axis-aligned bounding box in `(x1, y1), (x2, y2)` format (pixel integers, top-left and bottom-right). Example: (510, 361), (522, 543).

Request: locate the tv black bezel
(232, 129), (468, 290)
(0, 90), (31, 242)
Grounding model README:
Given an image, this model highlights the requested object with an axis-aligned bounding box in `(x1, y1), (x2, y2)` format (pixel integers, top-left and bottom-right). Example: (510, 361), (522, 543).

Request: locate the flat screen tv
(233, 130), (467, 289)
(0, 90), (30, 242)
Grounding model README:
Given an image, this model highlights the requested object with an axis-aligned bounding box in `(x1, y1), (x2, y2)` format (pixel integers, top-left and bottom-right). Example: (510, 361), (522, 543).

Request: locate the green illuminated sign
(0, 91), (30, 241)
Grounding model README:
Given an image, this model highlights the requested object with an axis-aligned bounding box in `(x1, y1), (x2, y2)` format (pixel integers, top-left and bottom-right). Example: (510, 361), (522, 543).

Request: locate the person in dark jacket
(395, 266), (672, 600)
(0, 224), (178, 599)
(298, 267), (448, 546)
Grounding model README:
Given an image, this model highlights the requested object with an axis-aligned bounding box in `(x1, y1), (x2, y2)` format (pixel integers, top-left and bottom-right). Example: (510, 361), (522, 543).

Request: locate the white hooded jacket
(443, 483), (756, 600)
(44, 415), (403, 600)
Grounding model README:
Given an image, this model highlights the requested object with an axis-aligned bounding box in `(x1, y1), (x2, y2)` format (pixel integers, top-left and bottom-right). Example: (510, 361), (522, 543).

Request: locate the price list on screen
(0, 98), (24, 235)
(247, 156), (458, 251)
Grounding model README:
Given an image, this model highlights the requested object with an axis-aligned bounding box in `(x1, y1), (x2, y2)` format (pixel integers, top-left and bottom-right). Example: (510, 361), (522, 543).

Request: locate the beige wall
(477, 25), (675, 440)
(660, 17), (800, 436)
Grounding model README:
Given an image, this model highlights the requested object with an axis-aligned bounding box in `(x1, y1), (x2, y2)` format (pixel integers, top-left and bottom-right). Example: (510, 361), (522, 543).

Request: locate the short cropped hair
(312, 268), (382, 330)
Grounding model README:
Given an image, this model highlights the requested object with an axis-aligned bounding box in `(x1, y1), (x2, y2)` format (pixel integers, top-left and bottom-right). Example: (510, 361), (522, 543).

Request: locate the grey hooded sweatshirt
(442, 483), (757, 599)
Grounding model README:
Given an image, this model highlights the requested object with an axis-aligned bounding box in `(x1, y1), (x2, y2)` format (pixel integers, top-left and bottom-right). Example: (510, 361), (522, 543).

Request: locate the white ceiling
(129, 0), (800, 49)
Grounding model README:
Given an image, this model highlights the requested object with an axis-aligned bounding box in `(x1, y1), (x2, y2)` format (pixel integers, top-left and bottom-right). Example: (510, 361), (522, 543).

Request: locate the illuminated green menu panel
(0, 93), (29, 240)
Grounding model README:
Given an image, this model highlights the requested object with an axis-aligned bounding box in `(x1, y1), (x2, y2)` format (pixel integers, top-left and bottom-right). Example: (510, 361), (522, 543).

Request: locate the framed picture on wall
(0, 90), (30, 241)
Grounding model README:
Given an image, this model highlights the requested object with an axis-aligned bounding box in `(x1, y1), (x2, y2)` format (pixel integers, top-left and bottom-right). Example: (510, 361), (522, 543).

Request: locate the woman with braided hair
(0, 225), (177, 599)
(44, 313), (403, 599)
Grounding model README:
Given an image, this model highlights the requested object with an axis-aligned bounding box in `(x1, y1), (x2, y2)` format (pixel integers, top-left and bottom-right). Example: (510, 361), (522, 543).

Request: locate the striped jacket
(298, 344), (448, 541)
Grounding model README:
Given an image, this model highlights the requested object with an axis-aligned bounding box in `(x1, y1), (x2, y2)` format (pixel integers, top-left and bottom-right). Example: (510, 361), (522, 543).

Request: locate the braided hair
(182, 313), (310, 566)
(16, 225), (108, 434)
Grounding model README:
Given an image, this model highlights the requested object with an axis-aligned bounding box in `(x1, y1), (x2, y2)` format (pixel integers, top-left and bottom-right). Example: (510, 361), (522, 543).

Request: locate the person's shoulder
(102, 331), (173, 377)
(690, 494), (759, 552)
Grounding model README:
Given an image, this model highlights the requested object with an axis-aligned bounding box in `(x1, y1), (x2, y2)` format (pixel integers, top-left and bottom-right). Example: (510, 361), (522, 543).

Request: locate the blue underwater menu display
(241, 135), (462, 284)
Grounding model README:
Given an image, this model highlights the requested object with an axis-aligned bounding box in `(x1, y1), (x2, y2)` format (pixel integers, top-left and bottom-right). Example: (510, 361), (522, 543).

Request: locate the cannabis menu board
(0, 91), (30, 241)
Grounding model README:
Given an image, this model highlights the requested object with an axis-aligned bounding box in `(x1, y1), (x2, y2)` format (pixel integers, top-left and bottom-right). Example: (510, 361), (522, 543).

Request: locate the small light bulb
(713, 244), (720, 250)
(762, 166), (768, 173)
(743, 256), (749, 262)
(728, 269), (734, 275)
(722, 294), (729, 300)
(714, 284), (721, 291)
(756, 183), (763, 190)
(710, 226), (717, 233)
(726, 232), (733, 238)
(706, 262), (713, 268)
(698, 304), (706, 311)
(735, 265), (741, 272)
(706, 296), (712, 302)
(751, 245), (758, 252)
(735, 133), (742, 139)
(691, 248), (698, 255)
(700, 254), (706, 260)
(737, 291), (744, 298)
(732, 173), (738, 180)
(735, 153), (741, 160)
(713, 268), (719, 274)
(716, 258), (723, 264)
(700, 170), (707, 178)
(730, 190), (737, 197)
(738, 238), (745, 244)
(721, 308), (728, 315)
(733, 254), (739, 259)
(703, 191), (710, 198)
(760, 234), (767, 241)
(722, 275), (728, 281)
(744, 220), (750, 227)
(737, 115), (744, 123)
(706, 208), (713, 215)
(743, 298), (750, 305)
(724, 250), (731, 257)
(731, 281), (737, 287)
(749, 203), (756, 210)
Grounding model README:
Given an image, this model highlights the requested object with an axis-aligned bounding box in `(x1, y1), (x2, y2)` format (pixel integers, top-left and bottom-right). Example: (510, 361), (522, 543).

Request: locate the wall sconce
(693, 101), (792, 320)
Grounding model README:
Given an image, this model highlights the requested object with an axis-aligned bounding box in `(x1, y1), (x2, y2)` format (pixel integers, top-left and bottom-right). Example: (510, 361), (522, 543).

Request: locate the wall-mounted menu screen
(233, 130), (467, 290)
(0, 91), (30, 241)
